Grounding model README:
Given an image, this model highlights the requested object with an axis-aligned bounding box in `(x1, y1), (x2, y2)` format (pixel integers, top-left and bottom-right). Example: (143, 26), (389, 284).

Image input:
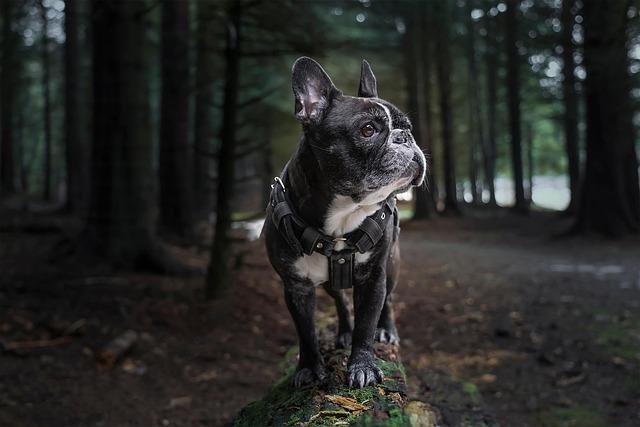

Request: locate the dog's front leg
(348, 265), (386, 388)
(283, 283), (325, 387)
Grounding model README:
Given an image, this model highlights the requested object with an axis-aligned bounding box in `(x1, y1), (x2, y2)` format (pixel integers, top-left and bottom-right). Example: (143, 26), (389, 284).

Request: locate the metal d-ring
(271, 176), (286, 191)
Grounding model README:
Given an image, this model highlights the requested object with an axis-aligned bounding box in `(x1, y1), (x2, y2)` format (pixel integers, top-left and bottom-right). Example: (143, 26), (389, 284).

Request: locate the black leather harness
(267, 174), (398, 290)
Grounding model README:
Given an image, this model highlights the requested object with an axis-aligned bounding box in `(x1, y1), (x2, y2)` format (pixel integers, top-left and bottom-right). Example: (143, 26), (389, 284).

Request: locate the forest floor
(0, 207), (639, 427)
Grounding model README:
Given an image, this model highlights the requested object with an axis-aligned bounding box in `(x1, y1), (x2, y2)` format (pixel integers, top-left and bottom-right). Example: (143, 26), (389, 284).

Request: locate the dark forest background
(1, 1), (640, 426)
(1, 0), (639, 290)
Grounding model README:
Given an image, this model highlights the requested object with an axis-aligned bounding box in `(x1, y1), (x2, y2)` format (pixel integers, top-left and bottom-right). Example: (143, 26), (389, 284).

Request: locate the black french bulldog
(264, 57), (426, 389)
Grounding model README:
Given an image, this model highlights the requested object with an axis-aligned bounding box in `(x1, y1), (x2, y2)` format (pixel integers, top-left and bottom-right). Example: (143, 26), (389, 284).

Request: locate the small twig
(97, 330), (138, 367)
(2, 336), (72, 351)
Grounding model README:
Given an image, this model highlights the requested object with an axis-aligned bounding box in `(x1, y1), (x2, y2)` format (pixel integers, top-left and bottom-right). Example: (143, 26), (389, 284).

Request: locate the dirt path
(397, 214), (640, 426)
(0, 211), (638, 426)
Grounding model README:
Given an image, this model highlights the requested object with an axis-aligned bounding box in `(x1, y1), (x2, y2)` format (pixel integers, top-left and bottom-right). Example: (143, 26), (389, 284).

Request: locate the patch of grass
(536, 406), (608, 427)
(592, 314), (640, 364)
(462, 381), (482, 405)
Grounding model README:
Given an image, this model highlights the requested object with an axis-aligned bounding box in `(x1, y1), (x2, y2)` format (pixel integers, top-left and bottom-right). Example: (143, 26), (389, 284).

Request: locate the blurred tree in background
(0, 0), (639, 292)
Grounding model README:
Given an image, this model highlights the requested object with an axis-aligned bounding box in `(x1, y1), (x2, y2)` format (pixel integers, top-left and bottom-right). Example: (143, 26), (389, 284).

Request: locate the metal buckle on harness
(271, 176), (285, 192)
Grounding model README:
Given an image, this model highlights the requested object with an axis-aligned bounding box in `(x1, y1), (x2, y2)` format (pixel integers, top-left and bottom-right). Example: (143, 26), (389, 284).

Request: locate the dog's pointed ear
(292, 57), (337, 124)
(358, 59), (378, 98)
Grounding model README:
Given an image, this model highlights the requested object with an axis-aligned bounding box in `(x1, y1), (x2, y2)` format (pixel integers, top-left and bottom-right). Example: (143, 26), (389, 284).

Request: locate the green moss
(234, 370), (318, 427)
(334, 384), (378, 402)
(378, 359), (407, 381)
(536, 406), (608, 427)
(355, 410), (413, 427)
(236, 399), (272, 427)
(235, 316), (445, 426)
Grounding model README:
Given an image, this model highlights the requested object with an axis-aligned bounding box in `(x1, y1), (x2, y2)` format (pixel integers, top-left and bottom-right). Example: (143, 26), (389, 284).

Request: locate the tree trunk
(64, 0), (87, 212)
(159, 0), (193, 237)
(16, 107), (26, 193)
(484, 12), (498, 206)
(85, 0), (159, 265)
(206, 2), (242, 298)
(468, 135), (479, 204)
(561, 0), (580, 215)
(233, 307), (495, 426)
(406, 5), (433, 220)
(434, 0), (459, 215)
(40, 0), (53, 201)
(194, 1), (217, 219)
(525, 122), (534, 204)
(1, 0), (17, 195)
(505, 0), (527, 214)
(574, 0), (640, 235)
(420, 4), (439, 213)
(465, 0), (487, 205)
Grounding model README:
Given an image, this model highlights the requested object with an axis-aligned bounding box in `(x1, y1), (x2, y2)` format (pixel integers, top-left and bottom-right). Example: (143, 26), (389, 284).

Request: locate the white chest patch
(323, 195), (380, 237)
(292, 195), (380, 285)
(293, 252), (328, 286)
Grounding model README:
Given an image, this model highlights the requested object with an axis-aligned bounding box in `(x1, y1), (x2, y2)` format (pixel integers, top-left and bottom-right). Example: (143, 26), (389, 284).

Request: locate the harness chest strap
(268, 176), (398, 290)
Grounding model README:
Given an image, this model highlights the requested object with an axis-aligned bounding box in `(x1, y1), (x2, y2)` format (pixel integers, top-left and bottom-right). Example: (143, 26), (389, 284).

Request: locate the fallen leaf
(479, 374), (497, 384)
(389, 392), (403, 406)
(325, 395), (369, 412)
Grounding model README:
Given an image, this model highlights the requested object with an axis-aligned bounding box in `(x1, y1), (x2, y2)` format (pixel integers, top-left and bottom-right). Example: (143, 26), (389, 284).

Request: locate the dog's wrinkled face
(292, 57), (426, 205)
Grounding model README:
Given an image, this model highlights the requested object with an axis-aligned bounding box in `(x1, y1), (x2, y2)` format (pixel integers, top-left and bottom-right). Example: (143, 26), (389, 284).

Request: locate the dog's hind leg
(283, 283), (325, 387)
(322, 283), (353, 348)
(376, 241), (400, 345)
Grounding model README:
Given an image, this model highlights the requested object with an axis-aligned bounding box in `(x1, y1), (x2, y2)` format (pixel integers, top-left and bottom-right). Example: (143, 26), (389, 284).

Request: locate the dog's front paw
(293, 363), (325, 388)
(375, 327), (399, 345)
(336, 331), (352, 349)
(347, 354), (384, 388)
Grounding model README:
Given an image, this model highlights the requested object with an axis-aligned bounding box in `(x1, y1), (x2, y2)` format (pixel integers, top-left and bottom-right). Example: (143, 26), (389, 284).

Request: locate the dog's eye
(360, 123), (375, 138)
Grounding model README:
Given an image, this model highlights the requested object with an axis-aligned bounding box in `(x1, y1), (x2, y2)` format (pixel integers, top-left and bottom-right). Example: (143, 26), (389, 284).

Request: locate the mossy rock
(234, 343), (438, 427)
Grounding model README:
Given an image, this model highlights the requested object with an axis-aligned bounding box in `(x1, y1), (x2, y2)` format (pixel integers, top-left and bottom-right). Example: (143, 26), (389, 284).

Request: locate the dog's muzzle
(391, 129), (413, 146)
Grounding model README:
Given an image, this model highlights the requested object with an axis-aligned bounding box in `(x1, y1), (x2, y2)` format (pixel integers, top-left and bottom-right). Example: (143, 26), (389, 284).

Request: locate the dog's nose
(392, 130), (411, 145)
